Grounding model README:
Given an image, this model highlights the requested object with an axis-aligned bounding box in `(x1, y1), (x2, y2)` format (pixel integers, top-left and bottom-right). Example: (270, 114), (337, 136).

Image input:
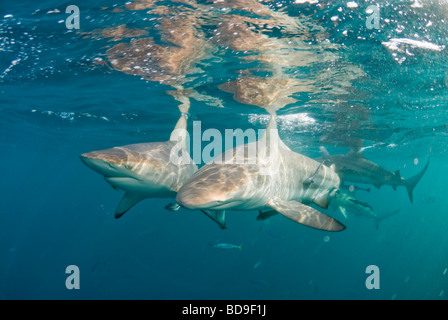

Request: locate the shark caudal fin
(374, 210), (401, 230)
(405, 158), (430, 203)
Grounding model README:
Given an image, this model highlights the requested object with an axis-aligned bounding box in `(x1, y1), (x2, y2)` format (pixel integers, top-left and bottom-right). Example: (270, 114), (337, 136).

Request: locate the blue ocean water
(1, 0), (447, 300)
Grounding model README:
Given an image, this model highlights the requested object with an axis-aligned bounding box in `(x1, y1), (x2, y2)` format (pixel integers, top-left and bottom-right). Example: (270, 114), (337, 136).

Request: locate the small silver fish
(213, 243), (242, 251)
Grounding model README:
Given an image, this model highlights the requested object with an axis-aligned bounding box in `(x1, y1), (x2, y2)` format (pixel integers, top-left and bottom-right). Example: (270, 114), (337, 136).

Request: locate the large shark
(319, 147), (429, 203)
(80, 114), (198, 218)
(176, 113), (345, 232)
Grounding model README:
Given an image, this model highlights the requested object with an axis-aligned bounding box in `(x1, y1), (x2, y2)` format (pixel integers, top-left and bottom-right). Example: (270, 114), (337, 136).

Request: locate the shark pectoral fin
(267, 198), (346, 232)
(201, 210), (226, 229)
(256, 209), (279, 221)
(313, 191), (329, 209)
(115, 193), (146, 219)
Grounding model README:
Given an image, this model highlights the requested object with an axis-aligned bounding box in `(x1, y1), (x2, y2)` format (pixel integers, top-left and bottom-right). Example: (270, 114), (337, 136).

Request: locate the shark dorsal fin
(258, 113), (277, 152)
(319, 146), (331, 159)
(258, 112), (289, 154)
(348, 149), (365, 159)
(262, 112), (278, 143)
(169, 114), (188, 150)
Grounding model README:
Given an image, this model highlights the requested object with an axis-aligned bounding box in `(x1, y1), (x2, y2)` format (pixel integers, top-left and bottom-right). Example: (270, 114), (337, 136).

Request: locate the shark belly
(105, 176), (176, 198)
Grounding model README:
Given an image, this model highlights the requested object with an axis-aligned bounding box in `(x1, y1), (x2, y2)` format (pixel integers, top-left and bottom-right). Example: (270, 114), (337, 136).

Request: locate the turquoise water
(1, 0), (447, 300)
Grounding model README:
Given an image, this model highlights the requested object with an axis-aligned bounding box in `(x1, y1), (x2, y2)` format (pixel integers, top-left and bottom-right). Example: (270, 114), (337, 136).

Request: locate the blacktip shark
(176, 112), (346, 232)
(319, 146), (429, 203)
(80, 114), (198, 218)
(328, 191), (400, 229)
(329, 191), (378, 220)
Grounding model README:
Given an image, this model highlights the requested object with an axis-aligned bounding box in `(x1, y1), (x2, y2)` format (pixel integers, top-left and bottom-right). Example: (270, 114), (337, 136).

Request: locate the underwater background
(1, 0), (447, 300)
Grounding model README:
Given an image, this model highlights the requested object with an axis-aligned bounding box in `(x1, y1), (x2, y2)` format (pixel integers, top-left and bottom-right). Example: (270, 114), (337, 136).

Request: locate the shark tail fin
(238, 243), (243, 251)
(374, 210), (401, 230)
(405, 158), (430, 203)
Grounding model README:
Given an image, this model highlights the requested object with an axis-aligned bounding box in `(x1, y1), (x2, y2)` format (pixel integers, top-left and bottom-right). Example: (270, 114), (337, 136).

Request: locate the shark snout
(80, 148), (128, 176)
(80, 153), (111, 176)
(176, 185), (227, 210)
(176, 167), (248, 210)
(176, 184), (244, 210)
(176, 186), (207, 210)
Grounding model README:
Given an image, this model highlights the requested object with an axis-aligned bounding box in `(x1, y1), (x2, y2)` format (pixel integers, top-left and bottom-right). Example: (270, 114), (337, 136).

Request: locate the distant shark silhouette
(328, 191), (400, 229)
(80, 114), (197, 218)
(319, 146), (429, 203)
(329, 191), (379, 220)
(176, 112), (345, 232)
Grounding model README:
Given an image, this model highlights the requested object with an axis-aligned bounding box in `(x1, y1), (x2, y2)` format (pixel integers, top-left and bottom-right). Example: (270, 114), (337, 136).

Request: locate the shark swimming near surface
(80, 113), (198, 218)
(176, 112), (345, 232)
(319, 146), (429, 203)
